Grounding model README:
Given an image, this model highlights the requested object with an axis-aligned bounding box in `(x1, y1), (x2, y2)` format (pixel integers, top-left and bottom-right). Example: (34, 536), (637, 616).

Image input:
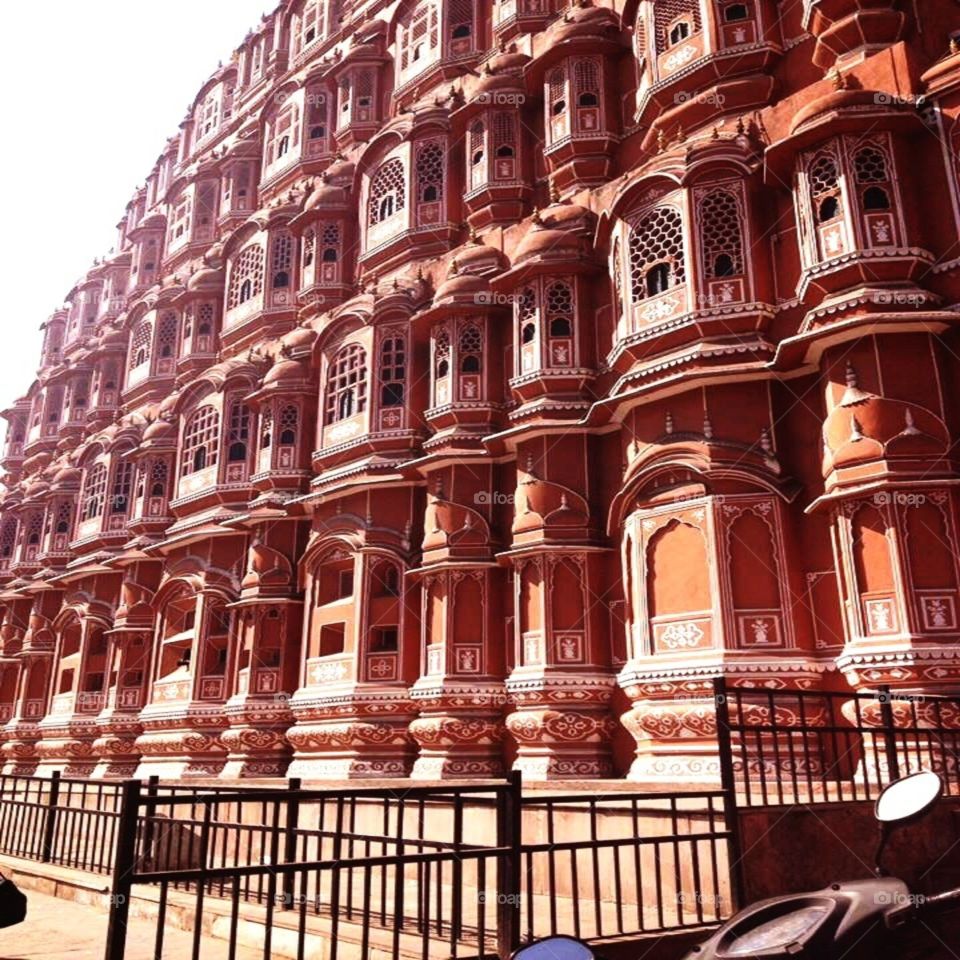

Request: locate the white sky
(0, 0), (271, 445)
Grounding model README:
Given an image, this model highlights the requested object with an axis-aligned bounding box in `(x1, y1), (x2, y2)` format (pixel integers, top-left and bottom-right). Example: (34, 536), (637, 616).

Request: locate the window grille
(325, 344), (368, 423)
(416, 140), (445, 204)
(228, 245), (265, 309)
(368, 158), (406, 225)
(628, 206), (685, 301)
(182, 405), (220, 475)
(82, 464), (108, 521)
(379, 336), (406, 407)
(699, 189), (744, 278)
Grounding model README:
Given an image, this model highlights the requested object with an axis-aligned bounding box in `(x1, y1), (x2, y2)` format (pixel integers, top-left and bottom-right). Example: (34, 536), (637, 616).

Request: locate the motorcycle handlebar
(886, 887), (960, 929)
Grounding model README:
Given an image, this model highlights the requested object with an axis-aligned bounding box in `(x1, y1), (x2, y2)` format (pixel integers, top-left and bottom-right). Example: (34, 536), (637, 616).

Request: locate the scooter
(511, 770), (960, 960)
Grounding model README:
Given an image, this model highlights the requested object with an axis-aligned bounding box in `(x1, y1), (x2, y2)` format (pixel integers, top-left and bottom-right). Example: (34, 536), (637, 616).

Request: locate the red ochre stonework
(2, 0), (960, 782)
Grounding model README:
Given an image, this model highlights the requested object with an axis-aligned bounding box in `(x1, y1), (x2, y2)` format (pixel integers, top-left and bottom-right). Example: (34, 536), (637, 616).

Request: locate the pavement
(0, 888), (264, 960)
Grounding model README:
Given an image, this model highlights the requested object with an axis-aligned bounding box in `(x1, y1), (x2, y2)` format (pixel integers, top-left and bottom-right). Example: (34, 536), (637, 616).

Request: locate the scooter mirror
(875, 770), (942, 824)
(512, 936), (596, 960)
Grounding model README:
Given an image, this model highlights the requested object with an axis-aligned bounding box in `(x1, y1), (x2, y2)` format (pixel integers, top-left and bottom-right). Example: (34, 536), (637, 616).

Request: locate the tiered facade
(2, 0), (960, 781)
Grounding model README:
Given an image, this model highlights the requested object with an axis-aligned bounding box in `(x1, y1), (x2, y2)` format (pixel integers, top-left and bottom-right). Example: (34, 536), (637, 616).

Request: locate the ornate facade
(2, 0), (960, 781)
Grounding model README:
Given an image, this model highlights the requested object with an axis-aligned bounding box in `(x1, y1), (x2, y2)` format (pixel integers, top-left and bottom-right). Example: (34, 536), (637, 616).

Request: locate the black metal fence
(97, 776), (736, 960)
(107, 777), (523, 960)
(519, 790), (738, 943)
(0, 772), (127, 874)
(715, 678), (960, 806)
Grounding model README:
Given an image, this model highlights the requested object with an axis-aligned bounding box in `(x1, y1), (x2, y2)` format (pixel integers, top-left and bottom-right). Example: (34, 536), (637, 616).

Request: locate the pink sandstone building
(1, 0), (959, 783)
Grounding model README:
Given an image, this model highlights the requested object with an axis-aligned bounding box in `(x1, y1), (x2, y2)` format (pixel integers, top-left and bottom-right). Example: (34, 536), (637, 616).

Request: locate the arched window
(130, 321), (152, 369)
(379, 335), (406, 407)
(699, 188), (744, 279)
(517, 287), (538, 372)
(548, 68), (567, 116)
(458, 323), (483, 374)
(279, 405), (299, 445)
(669, 20), (691, 44)
(228, 244), (265, 309)
(628, 205), (685, 302)
(55, 502), (72, 535)
(434, 325), (451, 379)
(415, 140), (445, 206)
(546, 281), (574, 339)
(302, 229), (316, 269)
(493, 112), (516, 166)
(321, 222), (340, 263)
(655, 2), (701, 54)
(157, 311), (179, 359)
(150, 460), (168, 498)
(573, 59), (600, 108)
(260, 408), (273, 449)
(227, 401), (251, 463)
(368, 158), (406, 225)
(82, 464), (108, 521)
(809, 153), (842, 224)
(325, 344), (368, 424)
(855, 146), (892, 211)
(398, 1), (440, 80)
(110, 461), (134, 515)
(724, 2), (749, 20)
(271, 232), (294, 289)
(469, 120), (485, 189)
(181, 405), (220, 476)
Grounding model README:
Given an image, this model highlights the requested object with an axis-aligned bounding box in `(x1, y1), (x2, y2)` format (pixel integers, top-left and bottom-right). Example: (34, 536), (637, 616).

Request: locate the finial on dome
(656, 129), (667, 152)
(531, 206), (543, 225)
(548, 180), (561, 204)
(829, 67), (847, 91)
(449, 258), (460, 276)
(665, 411), (674, 435)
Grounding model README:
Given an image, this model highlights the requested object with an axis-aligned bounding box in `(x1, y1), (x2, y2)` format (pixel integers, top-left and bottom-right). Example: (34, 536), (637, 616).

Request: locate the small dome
(52, 463), (82, 484)
(324, 158), (355, 185)
(23, 478), (50, 498)
(188, 265), (224, 292)
(304, 181), (349, 212)
(283, 326), (318, 352)
(264, 358), (308, 386)
(434, 271), (489, 303)
(514, 201), (593, 264)
(790, 89), (895, 137)
(142, 417), (176, 442)
(548, 3), (620, 44)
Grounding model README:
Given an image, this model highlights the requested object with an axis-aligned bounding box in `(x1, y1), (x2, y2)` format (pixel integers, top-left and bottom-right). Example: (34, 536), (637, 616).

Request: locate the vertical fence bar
(497, 772), (522, 960)
(714, 676), (746, 911)
(103, 779), (142, 960)
(878, 685), (901, 786)
(40, 770), (61, 863)
(282, 777), (301, 910)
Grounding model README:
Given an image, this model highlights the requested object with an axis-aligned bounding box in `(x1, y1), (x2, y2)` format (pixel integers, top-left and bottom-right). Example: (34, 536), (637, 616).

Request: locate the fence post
(282, 777), (301, 910)
(496, 770), (522, 960)
(140, 775), (158, 869)
(103, 779), (142, 960)
(878, 685), (901, 784)
(40, 770), (61, 863)
(714, 676), (746, 911)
